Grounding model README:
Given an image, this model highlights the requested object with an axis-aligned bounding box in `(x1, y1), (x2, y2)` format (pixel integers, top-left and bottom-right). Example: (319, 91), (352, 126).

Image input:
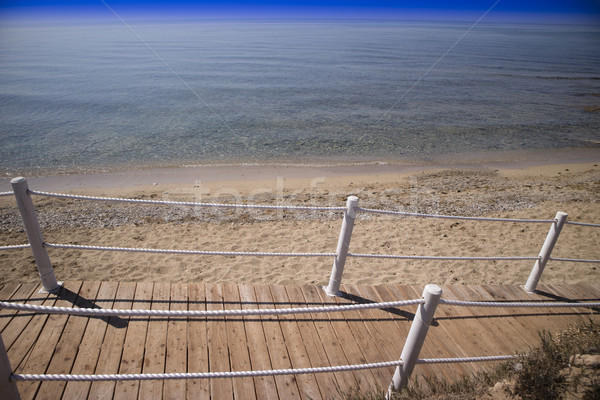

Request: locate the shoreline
(1, 147), (599, 195)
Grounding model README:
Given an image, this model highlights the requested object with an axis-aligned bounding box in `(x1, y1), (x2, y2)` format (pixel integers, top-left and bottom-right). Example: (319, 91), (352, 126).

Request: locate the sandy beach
(1, 150), (599, 288)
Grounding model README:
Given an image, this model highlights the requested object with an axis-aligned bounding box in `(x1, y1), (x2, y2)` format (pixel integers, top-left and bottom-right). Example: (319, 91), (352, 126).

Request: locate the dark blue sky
(1, 0), (600, 21)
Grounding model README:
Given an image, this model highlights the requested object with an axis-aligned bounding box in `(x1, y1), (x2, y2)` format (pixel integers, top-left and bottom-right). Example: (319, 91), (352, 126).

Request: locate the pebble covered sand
(1, 163), (598, 287)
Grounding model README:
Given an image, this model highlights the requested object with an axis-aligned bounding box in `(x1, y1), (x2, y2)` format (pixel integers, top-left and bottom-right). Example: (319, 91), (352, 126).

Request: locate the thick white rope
(565, 221), (600, 228)
(0, 298), (425, 318)
(44, 243), (336, 258)
(44, 243), (541, 262)
(357, 207), (556, 224)
(348, 253), (540, 261)
(11, 359), (404, 382)
(439, 299), (600, 308)
(416, 355), (519, 364)
(29, 190), (345, 212)
(44, 243), (540, 261)
(3, 296), (597, 318)
(15, 189), (600, 228)
(10, 355), (523, 382)
(0, 191), (13, 197)
(549, 257), (600, 264)
(0, 244), (30, 250)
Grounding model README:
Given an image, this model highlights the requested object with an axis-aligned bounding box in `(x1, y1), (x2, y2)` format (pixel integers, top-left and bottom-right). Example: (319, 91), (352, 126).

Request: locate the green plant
(514, 330), (567, 399)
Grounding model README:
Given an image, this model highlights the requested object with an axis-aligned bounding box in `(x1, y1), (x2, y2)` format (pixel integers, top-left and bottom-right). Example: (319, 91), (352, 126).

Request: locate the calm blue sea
(1, 19), (599, 174)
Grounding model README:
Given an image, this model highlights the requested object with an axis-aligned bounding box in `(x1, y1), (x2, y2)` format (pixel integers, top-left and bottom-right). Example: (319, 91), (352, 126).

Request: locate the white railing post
(0, 334), (20, 399)
(11, 177), (60, 293)
(324, 196), (359, 296)
(388, 284), (442, 395)
(524, 211), (568, 293)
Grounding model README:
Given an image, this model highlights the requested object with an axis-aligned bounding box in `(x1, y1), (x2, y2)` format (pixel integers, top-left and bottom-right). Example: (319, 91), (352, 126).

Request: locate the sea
(1, 19), (599, 175)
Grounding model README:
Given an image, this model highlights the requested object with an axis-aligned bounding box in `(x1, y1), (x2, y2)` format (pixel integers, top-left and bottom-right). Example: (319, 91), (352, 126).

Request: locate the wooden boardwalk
(1, 281), (599, 399)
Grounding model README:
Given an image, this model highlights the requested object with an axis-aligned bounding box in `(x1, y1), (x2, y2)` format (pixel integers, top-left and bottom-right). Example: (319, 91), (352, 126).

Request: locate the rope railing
(549, 257), (600, 264)
(0, 284), (597, 395)
(25, 189), (600, 227)
(1, 296), (596, 322)
(9, 355), (522, 382)
(28, 190), (346, 212)
(356, 207), (557, 223)
(0, 191), (14, 197)
(416, 355), (520, 364)
(348, 253), (540, 261)
(0, 298), (425, 318)
(43, 242), (541, 262)
(565, 220), (600, 228)
(0, 244), (30, 251)
(44, 242), (336, 258)
(439, 299), (600, 308)
(34, 243), (600, 264)
(10, 359), (405, 382)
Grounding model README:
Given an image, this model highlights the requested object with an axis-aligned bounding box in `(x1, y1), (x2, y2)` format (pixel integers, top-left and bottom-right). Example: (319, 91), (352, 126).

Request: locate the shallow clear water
(1, 20), (599, 174)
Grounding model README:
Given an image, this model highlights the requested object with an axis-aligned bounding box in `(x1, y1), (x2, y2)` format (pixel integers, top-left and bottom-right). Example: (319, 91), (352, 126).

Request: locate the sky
(1, 0), (600, 22)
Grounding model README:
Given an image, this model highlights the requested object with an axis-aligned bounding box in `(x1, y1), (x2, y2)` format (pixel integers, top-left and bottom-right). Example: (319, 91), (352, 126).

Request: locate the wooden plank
(504, 284), (594, 333)
(163, 282), (188, 400)
(0, 283), (20, 301)
(5, 283), (53, 368)
(36, 281), (101, 399)
(0, 283), (42, 346)
(7, 284), (59, 400)
(500, 284), (600, 340)
(353, 284), (438, 382)
(481, 283), (562, 342)
(566, 284), (600, 319)
(139, 282), (171, 400)
(466, 285), (540, 347)
(402, 284), (486, 380)
(423, 284), (492, 367)
(4, 281), (598, 399)
(444, 285), (526, 355)
(270, 285), (321, 400)
(16, 281), (83, 400)
(62, 281), (120, 399)
(327, 285), (390, 393)
(187, 283), (210, 400)
(299, 285), (360, 393)
(360, 284), (444, 384)
(0, 283), (20, 299)
(284, 285), (341, 398)
(238, 284), (277, 399)
(374, 284), (469, 383)
(205, 283), (234, 399)
(254, 285), (300, 399)
(87, 281), (137, 400)
(479, 284), (556, 350)
(350, 285), (409, 372)
(538, 283), (587, 300)
(444, 285), (545, 377)
(222, 283), (256, 400)
(502, 284), (581, 331)
(573, 284), (600, 319)
(573, 283), (600, 301)
(437, 285), (514, 365)
(0, 282), (25, 332)
(543, 283), (600, 320)
(113, 282), (154, 400)
(385, 284), (468, 382)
